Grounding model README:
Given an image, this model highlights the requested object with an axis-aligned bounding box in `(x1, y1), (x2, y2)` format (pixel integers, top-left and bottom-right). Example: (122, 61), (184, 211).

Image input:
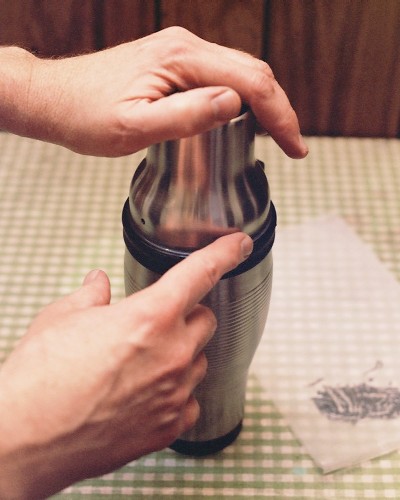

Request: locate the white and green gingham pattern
(1, 133), (400, 498)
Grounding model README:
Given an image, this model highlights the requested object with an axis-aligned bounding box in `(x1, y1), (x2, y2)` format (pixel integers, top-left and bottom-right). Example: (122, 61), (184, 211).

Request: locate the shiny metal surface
(124, 249), (273, 441)
(128, 109), (271, 249)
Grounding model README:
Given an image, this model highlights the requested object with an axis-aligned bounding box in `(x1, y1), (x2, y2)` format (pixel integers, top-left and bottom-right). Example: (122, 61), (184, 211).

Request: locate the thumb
(27, 270), (111, 334)
(128, 87), (242, 149)
(51, 270), (111, 314)
(77, 269), (112, 308)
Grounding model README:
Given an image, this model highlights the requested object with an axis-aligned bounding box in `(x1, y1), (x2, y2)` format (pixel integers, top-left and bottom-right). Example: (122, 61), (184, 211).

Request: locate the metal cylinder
(122, 109), (276, 455)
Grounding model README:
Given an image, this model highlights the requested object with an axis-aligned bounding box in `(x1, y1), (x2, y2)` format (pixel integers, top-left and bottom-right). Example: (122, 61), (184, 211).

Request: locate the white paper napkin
(252, 216), (400, 472)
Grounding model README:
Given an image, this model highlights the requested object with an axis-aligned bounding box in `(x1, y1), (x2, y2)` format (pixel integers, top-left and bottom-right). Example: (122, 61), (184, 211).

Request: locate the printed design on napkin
(312, 382), (400, 423)
(311, 360), (400, 424)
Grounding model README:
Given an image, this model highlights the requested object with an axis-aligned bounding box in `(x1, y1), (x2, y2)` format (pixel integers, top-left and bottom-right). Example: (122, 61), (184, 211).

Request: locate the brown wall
(265, 0), (400, 138)
(0, 0), (263, 56)
(0, 1), (155, 56)
(0, 0), (399, 138)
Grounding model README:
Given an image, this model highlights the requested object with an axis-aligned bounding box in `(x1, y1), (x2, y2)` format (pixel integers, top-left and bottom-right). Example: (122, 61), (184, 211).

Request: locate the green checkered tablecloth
(1, 133), (400, 498)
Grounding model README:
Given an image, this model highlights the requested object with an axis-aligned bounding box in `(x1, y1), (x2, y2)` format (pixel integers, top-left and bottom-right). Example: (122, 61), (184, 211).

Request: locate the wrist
(0, 47), (36, 135)
(0, 47), (67, 147)
(0, 388), (68, 500)
(0, 389), (31, 499)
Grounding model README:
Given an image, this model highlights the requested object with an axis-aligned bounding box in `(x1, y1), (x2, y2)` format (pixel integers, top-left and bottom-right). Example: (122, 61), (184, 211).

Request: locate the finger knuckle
(172, 346), (193, 374)
(199, 257), (221, 290)
(163, 393), (200, 440)
(182, 397), (200, 432)
(157, 409), (184, 443)
(163, 26), (193, 40)
(137, 291), (182, 327)
(198, 304), (217, 332)
(161, 26), (195, 60)
(159, 389), (192, 431)
(196, 352), (208, 380)
(164, 383), (189, 409)
(273, 107), (298, 137)
(250, 65), (276, 100)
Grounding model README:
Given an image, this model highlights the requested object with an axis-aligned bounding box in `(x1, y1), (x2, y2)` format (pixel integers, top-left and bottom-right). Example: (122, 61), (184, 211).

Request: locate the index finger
(172, 30), (308, 159)
(153, 232), (253, 315)
(201, 51), (307, 158)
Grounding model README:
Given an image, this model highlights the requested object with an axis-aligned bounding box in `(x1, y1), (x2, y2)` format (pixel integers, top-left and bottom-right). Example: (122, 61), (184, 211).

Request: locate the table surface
(0, 133), (399, 499)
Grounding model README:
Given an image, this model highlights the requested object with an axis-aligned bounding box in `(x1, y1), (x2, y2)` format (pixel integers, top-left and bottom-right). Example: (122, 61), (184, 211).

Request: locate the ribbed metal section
(124, 250), (273, 442)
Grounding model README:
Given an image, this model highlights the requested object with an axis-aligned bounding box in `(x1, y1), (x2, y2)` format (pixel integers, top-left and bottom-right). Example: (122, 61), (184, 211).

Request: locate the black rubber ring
(122, 199), (276, 279)
(169, 420), (243, 457)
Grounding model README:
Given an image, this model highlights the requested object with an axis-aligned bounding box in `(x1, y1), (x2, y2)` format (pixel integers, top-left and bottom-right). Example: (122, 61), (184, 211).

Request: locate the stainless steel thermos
(122, 108), (276, 456)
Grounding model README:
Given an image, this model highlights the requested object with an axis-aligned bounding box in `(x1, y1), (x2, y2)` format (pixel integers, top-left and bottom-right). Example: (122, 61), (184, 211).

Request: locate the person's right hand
(0, 232), (253, 499)
(0, 27), (308, 159)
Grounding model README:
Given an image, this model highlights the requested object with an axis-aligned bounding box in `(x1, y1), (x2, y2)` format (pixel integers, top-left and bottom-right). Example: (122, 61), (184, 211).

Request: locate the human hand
(2, 27), (307, 158)
(0, 232), (253, 499)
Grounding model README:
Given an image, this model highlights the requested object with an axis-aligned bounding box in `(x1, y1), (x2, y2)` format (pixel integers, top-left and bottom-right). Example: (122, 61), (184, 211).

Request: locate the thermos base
(170, 421), (243, 456)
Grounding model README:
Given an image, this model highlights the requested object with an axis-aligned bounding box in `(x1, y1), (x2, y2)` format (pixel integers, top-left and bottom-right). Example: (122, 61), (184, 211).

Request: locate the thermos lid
(127, 107), (273, 250)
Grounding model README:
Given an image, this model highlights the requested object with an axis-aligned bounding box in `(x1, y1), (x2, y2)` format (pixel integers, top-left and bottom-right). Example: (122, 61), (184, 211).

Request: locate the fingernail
(298, 133), (309, 157)
(83, 269), (101, 285)
(241, 235), (254, 260)
(211, 89), (239, 121)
